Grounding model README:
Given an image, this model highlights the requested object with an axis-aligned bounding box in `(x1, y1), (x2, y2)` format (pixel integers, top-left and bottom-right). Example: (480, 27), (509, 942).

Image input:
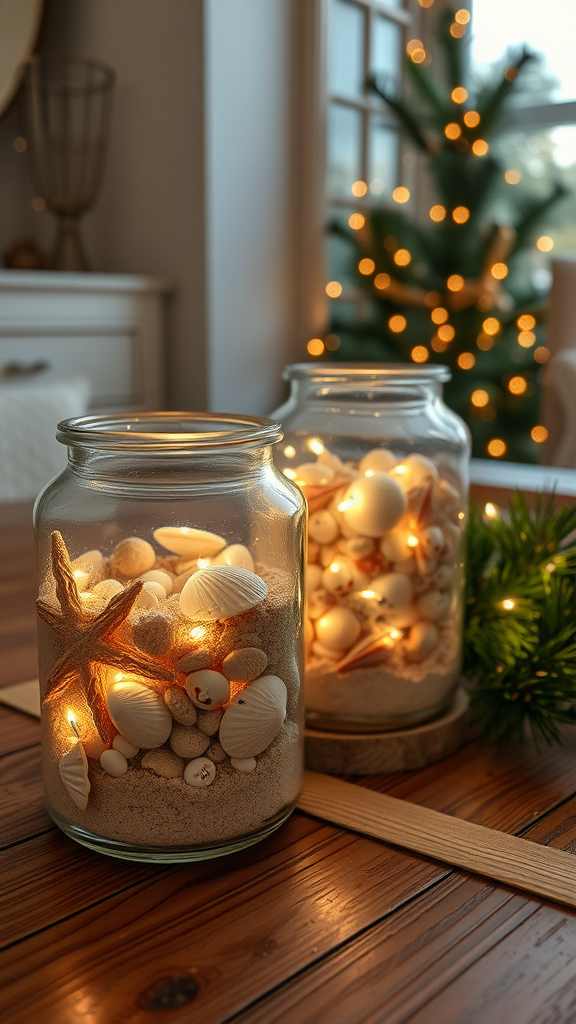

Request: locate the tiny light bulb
(197, 557), (211, 569)
(308, 437), (324, 456)
(114, 672), (124, 682)
(284, 445), (296, 458)
(394, 464), (407, 475)
(365, 469), (374, 477)
(66, 710), (80, 737)
(502, 598), (515, 610)
(338, 498), (355, 512)
(389, 629), (402, 641)
(360, 589), (379, 600)
(484, 503), (499, 519)
(283, 467), (297, 479)
(407, 535), (419, 548)
(330, 562), (341, 574)
(190, 625), (207, 640)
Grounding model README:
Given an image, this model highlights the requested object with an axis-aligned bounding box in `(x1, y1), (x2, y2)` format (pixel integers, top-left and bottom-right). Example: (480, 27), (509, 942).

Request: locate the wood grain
(0, 705), (41, 756)
(0, 746), (51, 847)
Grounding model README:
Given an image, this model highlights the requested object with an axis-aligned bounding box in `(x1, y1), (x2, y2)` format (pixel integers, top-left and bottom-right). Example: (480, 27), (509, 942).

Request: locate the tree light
(283, 467), (297, 480)
(534, 346), (550, 363)
(429, 205), (446, 222)
(531, 425), (548, 443)
(450, 22), (466, 37)
(455, 8), (470, 23)
(472, 140), (489, 156)
(351, 180), (367, 197)
(508, 376), (527, 395)
(326, 281), (342, 297)
(190, 625), (207, 640)
(537, 236), (554, 251)
(392, 186), (410, 203)
(411, 48), (426, 64)
(438, 324), (455, 342)
(447, 274), (464, 291)
(471, 389), (489, 408)
(307, 437), (324, 455)
(431, 307), (448, 324)
(517, 314), (536, 331)
(451, 87), (468, 103)
(389, 315), (407, 333)
(464, 111), (480, 128)
(411, 345), (429, 363)
(458, 352), (475, 369)
(307, 338), (324, 356)
(483, 317), (501, 336)
(453, 206), (470, 224)
(445, 123), (462, 140)
(407, 535), (419, 547)
(518, 331), (536, 348)
(488, 438), (507, 458)
(504, 169), (522, 184)
(375, 273), (391, 290)
(358, 258), (375, 275)
(406, 38), (424, 55)
(348, 213), (365, 230)
(484, 502), (499, 519)
(502, 598), (515, 610)
(491, 263), (508, 280)
(394, 248), (411, 266)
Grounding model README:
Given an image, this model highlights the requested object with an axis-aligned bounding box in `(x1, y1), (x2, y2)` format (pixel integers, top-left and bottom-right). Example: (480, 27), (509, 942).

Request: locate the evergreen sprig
(465, 492), (576, 747)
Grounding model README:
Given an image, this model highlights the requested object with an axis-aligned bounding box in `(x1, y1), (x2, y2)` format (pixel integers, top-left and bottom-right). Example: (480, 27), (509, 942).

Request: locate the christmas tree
(325, 7), (568, 463)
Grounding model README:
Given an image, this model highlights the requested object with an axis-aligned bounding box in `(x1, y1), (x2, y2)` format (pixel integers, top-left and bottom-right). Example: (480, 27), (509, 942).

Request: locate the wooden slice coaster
(304, 686), (470, 776)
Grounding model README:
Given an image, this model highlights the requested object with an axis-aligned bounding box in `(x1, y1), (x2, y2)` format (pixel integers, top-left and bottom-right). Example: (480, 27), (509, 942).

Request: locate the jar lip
(284, 362), (451, 384)
(56, 412), (283, 451)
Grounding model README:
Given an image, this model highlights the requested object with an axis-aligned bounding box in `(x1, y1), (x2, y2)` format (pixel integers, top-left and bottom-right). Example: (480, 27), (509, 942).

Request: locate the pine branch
(475, 48), (536, 136)
(369, 74), (429, 151)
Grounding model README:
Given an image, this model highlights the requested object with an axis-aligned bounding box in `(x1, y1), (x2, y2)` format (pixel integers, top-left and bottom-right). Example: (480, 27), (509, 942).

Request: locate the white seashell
(169, 723), (210, 758)
(306, 564), (323, 595)
(319, 543), (338, 568)
(434, 564), (456, 589)
(419, 526), (445, 560)
(312, 640), (338, 660)
(231, 756), (257, 772)
(308, 509), (339, 545)
(93, 579), (124, 602)
(179, 564), (268, 621)
(107, 681), (173, 748)
(153, 526), (226, 559)
(337, 536), (375, 560)
(416, 590), (451, 622)
(59, 741), (90, 809)
(389, 454), (439, 492)
(307, 588), (331, 620)
(142, 581), (166, 601)
(359, 448), (397, 475)
(307, 540), (320, 564)
(372, 572), (413, 610)
(112, 734), (139, 758)
(294, 462), (335, 486)
(315, 606), (361, 652)
(184, 757), (216, 787)
(72, 549), (104, 589)
(186, 669), (230, 708)
(434, 478), (461, 518)
(138, 569), (174, 594)
(305, 617), (315, 652)
(219, 674), (287, 758)
(100, 748), (128, 778)
(112, 537), (156, 577)
(135, 587), (158, 610)
(328, 490), (360, 539)
(322, 560), (354, 595)
(383, 604), (420, 629)
(142, 748), (184, 778)
(405, 621), (439, 662)
(380, 529), (415, 564)
(339, 474), (406, 537)
(212, 544), (255, 571)
(222, 647), (268, 682)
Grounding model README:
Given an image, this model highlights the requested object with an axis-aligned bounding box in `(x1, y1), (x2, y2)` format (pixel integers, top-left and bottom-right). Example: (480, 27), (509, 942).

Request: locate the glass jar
(34, 412), (305, 862)
(272, 364), (470, 733)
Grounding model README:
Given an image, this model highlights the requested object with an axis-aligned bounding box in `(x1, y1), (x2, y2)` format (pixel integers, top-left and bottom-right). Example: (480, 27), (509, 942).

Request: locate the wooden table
(1, 503), (575, 1024)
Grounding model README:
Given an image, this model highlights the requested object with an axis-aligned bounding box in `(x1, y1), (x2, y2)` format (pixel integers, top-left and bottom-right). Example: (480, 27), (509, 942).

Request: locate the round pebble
(416, 590), (451, 622)
(206, 742), (227, 763)
(142, 581), (167, 601)
(230, 757), (257, 773)
(141, 748), (184, 779)
(308, 509), (339, 545)
(135, 587), (158, 610)
(306, 564), (322, 594)
(176, 649), (212, 674)
(132, 612), (173, 655)
(100, 748), (128, 777)
(184, 757), (216, 787)
(138, 569), (174, 594)
(164, 687), (198, 726)
(358, 448), (397, 475)
(169, 723), (210, 758)
(197, 708), (223, 736)
(112, 734), (139, 758)
(93, 579), (124, 602)
(405, 621), (439, 662)
(315, 606), (361, 652)
(112, 537), (156, 578)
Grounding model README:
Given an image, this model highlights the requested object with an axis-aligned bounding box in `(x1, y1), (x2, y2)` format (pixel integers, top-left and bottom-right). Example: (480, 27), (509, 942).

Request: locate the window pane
(327, 103), (363, 197)
(328, 0), (365, 99)
(368, 117), (399, 197)
(371, 16), (402, 88)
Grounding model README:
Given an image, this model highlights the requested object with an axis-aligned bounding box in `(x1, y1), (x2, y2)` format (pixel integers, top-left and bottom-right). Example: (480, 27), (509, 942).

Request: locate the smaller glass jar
(272, 364), (470, 732)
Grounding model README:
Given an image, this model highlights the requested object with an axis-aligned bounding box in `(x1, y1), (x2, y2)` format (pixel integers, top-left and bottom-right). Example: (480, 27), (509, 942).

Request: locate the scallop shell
(59, 741), (90, 810)
(107, 680), (173, 749)
(219, 674), (287, 758)
(212, 544), (255, 571)
(153, 526), (226, 558)
(222, 647), (268, 682)
(186, 669), (230, 709)
(179, 564), (268, 621)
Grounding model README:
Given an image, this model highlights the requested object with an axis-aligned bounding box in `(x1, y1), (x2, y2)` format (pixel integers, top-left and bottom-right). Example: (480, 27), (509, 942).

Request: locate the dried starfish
(37, 531), (173, 741)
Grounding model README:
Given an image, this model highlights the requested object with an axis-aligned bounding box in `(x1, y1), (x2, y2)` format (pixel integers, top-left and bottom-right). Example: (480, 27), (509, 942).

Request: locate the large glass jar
(34, 412), (305, 862)
(272, 364), (470, 732)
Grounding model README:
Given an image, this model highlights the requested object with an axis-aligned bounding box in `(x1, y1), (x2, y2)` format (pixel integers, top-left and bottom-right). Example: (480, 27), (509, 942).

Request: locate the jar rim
(56, 412), (283, 451)
(283, 362), (451, 384)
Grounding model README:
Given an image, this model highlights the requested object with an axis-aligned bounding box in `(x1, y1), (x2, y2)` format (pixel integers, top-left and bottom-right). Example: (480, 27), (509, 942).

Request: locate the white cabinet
(0, 271), (172, 410)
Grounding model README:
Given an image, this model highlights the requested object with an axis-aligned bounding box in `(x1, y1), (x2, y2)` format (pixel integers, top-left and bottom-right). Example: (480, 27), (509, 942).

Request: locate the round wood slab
(304, 687), (470, 776)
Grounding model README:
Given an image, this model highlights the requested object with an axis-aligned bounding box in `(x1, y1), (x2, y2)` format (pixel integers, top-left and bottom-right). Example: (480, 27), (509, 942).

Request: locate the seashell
(319, 543), (338, 568)
(294, 462), (335, 487)
(135, 587), (158, 610)
(394, 555), (417, 576)
(405, 621), (439, 662)
(165, 686), (198, 726)
(197, 708), (223, 736)
(412, 574), (433, 596)
(335, 630), (396, 672)
(415, 551), (438, 578)
(112, 537), (156, 578)
(380, 529), (415, 564)
(83, 734), (107, 760)
(339, 474), (406, 537)
(219, 674), (287, 758)
(172, 567), (200, 593)
(372, 572), (413, 610)
(169, 723), (210, 758)
(434, 478), (461, 518)
(307, 588), (332, 620)
(107, 680), (173, 748)
(179, 564), (268, 621)
(307, 481), (349, 515)
(93, 579), (124, 602)
(186, 669), (230, 708)
(308, 508), (339, 545)
(112, 734), (139, 758)
(419, 526), (445, 560)
(322, 559), (354, 596)
(59, 741), (90, 809)
(312, 640), (338, 661)
(359, 448), (397, 476)
(337, 536), (375, 560)
(138, 569), (174, 594)
(206, 741), (227, 763)
(390, 454), (439, 492)
(305, 618), (314, 652)
(442, 521), (461, 559)
(315, 606), (361, 653)
(306, 563), (323, 594)
(142, 581), (167, 601)
(231, 756), (257, 772)
(100, 748), (128, 778)
(222, 647), (268, 682)
(184, 757), (216, 787)
(434, 564), (456, 589)
(383, 604), (420, 629)
(176, 649), (213, 674)
(132, 612), (173, 655)
(212, 544), (254, 571)
(72, 549), (105, 589)
(153, 526), (226, 559)
(307, 540), (320, 564)
(416, 589), (451, 622)
(142, 748), (184, 778)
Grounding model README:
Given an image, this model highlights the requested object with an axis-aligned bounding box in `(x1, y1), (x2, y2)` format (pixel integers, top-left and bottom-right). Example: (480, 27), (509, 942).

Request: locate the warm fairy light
(431, 336), (448, 352)
(502, 598), (515, 610)
(453, 206), (470, 224)
(504, 66), (518, 81)
(471, 389), (489, 407)
(531, 425), (548, 443)
(66, 709), (78, 728)
(472, 140), (489, 156)
(284, 445), (296, 458)
(517, 314), (536, 331)
(283, 467), (297, 479)
(190, 625), (207, 640)
(458, 352), (475, 369)
(406, 38), (424, 55)
(196, 557), (211, 569)
(450, 22), (466, 37)
(114, 672), (124, 682)
(326, 280), (343, 297)
(365, 470), (374, 477)
(477, 333), (494, 351)
(534, 346), (550, 364)
(389, 315), (407, 333)
(483, 317), (500, 336)
(505, 169), (522, 184)
(394, 248), (411, 266)
(438, 324), (455, 342)
(508, 376), (527, 395)
(444, 122), (462, 140)
(32, 196), (46, 211)
(447, 274), (464, 292)
(351, 180), (368, 197)
(411, 48), (426, 64)
(491, 262), (508, 280)
(360, 589), (379, 600)
(431, 306), (448, 324)
(537, 235), (554, 252)
(455, 8), (470, 23)
(325, 333), (341, 351)
(451, 87), (468, 104)
(484, 502), (499, 519)
(383, 235), (397, 251)
(307, 437), (324, 456)
(407, 535), (419, 548)
(359, 258), (376, 275)
(394, 464), (407, 475)
(464, 111), (480, 128)
(349, 213), (365, 230)
(429, 205), (446, 222)
(307, 338), (324, 356)
(338, 497), (355, 512)
(488, 438), (507, 458)
(518, 331), (536, 348)
(418, 0), (434, 7)
(389, 629), (402, 640)
(375, 273), (391, 290)
(392, 186), (411, 204)
(329, 562), (341, 573)
(411, 345), (429, 363)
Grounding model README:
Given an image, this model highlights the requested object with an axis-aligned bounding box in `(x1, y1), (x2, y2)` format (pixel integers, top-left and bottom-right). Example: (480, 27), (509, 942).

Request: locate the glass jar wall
(34, 413), (305, 862)
(272, 364), (470, 732)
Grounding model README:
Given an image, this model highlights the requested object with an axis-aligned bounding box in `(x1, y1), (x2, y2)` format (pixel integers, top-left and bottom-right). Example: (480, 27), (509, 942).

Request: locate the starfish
(37, 531), (173, 741)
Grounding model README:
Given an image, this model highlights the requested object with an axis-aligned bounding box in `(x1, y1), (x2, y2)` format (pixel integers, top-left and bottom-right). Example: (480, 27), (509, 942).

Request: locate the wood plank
(0, 746), (51, 847)
(0, 706), (41, 756)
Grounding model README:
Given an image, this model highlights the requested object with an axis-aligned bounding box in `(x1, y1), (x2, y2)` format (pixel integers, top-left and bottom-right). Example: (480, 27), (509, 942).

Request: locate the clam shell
(184, 757), (217, 787)
(222, 647), (268, 682)
(59, 740), (90, 810)
(179, 564), (268, 621)
(142, 748), (184, 778)
(154, 526), (226, 558)
(212, 544), (255, 571)
(107, 680), (173, 749)
(186, 669), (230, 709)
(231, 756), (257, 772)
(219, 674), (287, 758)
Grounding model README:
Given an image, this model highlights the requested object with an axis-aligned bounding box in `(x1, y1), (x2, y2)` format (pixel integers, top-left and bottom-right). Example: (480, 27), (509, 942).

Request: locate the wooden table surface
(1, 502), (575, 1024)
